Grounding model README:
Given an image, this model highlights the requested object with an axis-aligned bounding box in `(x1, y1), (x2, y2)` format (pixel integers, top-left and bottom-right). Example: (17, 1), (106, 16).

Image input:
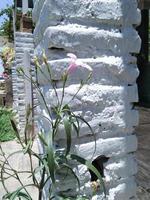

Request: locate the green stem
(38, 167), (46, 200)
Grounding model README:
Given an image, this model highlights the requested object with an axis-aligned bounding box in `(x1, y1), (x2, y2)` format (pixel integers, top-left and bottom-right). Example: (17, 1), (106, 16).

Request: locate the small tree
(0, 6), (14, 42)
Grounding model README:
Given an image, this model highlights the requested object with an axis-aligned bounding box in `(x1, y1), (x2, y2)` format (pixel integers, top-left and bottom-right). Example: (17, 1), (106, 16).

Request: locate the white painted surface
(13, 32), (35, 132)
(22, 0), (29, 14)
(23, 50), (32, 109)
(33, 0), (141, 45)
(33, 0), (141, 199)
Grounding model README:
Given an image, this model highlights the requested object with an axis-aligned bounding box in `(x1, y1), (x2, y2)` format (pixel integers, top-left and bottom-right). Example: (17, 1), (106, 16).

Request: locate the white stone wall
(33, 0), (141, 199)
(13, 32), (35, 131)
(12, 61), (18, 111)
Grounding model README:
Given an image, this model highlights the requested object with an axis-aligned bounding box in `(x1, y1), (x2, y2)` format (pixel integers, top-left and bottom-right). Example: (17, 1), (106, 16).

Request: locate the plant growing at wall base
(0, 53), (106, 199)
(0, 107), (16, 142)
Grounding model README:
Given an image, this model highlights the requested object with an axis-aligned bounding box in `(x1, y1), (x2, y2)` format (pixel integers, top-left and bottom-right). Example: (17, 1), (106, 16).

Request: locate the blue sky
(0, 0), (13, 74)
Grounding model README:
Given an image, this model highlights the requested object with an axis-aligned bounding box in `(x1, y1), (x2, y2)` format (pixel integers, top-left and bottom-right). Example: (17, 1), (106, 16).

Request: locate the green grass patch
(0, 107), (16, 142)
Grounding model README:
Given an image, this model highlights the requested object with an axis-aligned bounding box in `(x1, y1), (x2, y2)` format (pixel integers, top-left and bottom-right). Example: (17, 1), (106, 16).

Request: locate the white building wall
(33, 0), (141, 199)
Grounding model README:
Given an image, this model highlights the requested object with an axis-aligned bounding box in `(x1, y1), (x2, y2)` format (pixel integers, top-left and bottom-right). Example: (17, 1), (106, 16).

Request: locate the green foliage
(0, 108), (16, 142)
(0, 47), (15, 74)
(0, 3), (22, 42)
(0, 6), (14, 42)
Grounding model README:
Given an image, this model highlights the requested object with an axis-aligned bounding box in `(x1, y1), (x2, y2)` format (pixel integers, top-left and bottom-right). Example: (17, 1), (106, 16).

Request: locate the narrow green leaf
(85, 161), (106, 196)
(70, 113), (80, 137)
(26, 104), (32, 121)
(38, 133), (48, 146)
(33, 165), (44, 175)
(63, 118), (72, 156)
(73, 123), (79, 137)
(10, 119), (20, 140)
(10, 191), (29, 200)
(17, 191), (32, 200)
(61, 163), (80, 190)
(3, 185), (33, 200)
(72, 118), (80, 138)
(23, 139), (32, 154)
(73, 115), (95, 137)
(46, 133), (55, 184)
(24, 105), (32, 144)
(72, 115), (96, 157)
(70, 154), (86, 165)
(62, 104), (71, 115)
(47, 146), (55, 184)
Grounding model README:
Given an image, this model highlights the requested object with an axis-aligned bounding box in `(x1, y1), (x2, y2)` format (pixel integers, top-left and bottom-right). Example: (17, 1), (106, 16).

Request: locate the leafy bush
(0, 108), (16, 142)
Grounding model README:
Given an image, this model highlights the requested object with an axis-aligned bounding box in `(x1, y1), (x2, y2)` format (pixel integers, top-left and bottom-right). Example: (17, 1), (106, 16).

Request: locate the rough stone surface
(13, 32), (35, 131)
(33, 0), (141, 199)
(35, 25), (141, 58)
(37, 57), (139, 86)
(33, 0), (141, 45)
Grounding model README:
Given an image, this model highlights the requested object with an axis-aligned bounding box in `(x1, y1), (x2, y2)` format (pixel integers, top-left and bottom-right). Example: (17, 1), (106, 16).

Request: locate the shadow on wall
(136, 9), (150, 107)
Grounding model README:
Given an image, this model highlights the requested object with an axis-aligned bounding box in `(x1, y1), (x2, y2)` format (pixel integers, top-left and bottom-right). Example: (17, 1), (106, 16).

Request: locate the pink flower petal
(67, 53), (93, 74)
(76, 60), (93, 71)
(67, 53), (77, 60)
(67, 63), (78, 74)
(80, 63), (93, 71)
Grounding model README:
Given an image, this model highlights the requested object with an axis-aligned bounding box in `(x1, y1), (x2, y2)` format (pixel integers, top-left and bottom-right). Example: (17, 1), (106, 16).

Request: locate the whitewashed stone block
(33, 0), (141, 199)
(74, 135), (137, 159)
(33, 0), (141, 45)
(104, 154), (138, 182)
(41, 25), (141, 55)
(107, 177), (137, 200)
(36, 57), (139, 86)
